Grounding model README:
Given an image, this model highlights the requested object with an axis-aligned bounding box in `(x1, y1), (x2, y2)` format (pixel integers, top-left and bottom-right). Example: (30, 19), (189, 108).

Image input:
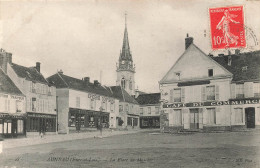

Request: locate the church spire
(120, 12), (132, 61)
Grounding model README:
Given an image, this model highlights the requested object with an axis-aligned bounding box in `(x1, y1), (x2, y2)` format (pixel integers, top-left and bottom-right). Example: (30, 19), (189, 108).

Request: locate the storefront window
(69, 112), (76, 127)
(0, 119), (2, 134)
(235, 108), (243, 123)
(133, 118), (138, 126)
(127, 117), (132, 126)
(17, 120), (24, 133)
(207, 108), (216, 124)
(206, 86), (215, 100)
(89, 115), (95, 127)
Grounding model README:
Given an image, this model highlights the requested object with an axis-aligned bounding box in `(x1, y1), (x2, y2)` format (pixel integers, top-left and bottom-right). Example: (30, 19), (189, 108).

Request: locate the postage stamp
(209, 6), (246, 50)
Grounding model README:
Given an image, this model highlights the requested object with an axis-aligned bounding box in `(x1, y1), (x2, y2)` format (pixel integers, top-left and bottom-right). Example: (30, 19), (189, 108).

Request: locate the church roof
(110, 86), (139, 104)
(135, 93), (161, 105)
(119, 18), (132, 62)
(0, 68), (24, 96)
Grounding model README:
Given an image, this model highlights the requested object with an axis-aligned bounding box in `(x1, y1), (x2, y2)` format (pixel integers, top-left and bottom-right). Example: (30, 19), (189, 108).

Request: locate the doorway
(190, 109), (199, 129)
(245, 107), (255, 128)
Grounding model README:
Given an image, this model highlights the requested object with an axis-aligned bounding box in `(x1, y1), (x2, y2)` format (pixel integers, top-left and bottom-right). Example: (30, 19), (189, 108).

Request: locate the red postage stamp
(209, 6), (246, 50)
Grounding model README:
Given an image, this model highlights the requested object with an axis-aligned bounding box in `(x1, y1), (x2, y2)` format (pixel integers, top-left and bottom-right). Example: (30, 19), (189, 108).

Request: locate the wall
(0, 93), (26, 114)
(56, 88), (69, 134)
(139, 105), (160, 117)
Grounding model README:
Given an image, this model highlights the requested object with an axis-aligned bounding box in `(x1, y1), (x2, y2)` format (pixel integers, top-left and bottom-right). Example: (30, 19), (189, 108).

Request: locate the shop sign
(11, 95), (24, 100)
(0, 114), (25, 119)
(88, 93), (100, 100)
(163, 99), (260, 108)
(27, 113), (56, 118)
(102, 96), (115, 103)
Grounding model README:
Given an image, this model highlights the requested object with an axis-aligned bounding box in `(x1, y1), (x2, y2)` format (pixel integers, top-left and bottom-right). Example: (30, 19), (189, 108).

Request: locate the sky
(0, 0), (259, 93)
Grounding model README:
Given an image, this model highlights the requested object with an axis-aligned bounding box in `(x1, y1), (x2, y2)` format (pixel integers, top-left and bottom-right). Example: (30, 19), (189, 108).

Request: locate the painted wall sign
(27, 113), (56, 118)
(88, 93), (100, 100)
(0, 94), (24, 100)
(102, 96), (115, 103)
(163, 99), (260, 108)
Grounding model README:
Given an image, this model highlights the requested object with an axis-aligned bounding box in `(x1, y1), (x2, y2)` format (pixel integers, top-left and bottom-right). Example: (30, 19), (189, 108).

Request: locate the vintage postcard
(0, 0), (259, 168)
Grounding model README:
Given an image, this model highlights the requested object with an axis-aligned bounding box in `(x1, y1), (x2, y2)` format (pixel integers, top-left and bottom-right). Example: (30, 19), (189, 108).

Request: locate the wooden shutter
(170, 89), (173, 103)
(201, 86), (206, 101)
(244, 82), (249, 98)
(215, 85), (219, 100)
(181, 88), (185, 103)
(248, 82), (254, 97)
(216, 107), (221, 125)
(183, 109), (189, 129)
(199, 108), (203, 129)
(231, 83), (236, 99)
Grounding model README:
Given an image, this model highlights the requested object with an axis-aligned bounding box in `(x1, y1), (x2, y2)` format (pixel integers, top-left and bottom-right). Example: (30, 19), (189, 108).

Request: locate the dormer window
(208, 69), (213, 77)
(242, 66), (248, 72)
(175, 72), (181, 80)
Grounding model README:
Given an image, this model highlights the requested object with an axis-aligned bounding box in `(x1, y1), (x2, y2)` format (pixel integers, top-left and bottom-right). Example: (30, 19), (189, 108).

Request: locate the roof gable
(110, 86), (138, 104)
(0, 68), (24, 96)
(160, 44), (232, 84)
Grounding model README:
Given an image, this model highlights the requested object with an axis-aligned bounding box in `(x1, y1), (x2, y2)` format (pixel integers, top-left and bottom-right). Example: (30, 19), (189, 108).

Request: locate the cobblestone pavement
(0, 129), (259, 168)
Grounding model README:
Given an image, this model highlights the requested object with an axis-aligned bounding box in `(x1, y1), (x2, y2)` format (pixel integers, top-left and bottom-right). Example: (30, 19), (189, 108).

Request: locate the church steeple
(117, 12), (135, 73)
(116, 12), (136, 96)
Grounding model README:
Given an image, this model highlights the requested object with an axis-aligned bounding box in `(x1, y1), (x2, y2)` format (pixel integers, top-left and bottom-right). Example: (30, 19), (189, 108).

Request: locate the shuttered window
(234, 108), (243, 123)
(236, 84), (244, 98)
(173, 88), (181, 102)
(207, 108), (216, 124)
(254, 83), (260, 98)
(206, 86), (215, 101)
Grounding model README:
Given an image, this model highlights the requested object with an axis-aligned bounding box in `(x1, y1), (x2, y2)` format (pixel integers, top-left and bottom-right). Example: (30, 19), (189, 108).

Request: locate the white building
(0, 68), (26, 138)
(47, 72), (120, 134)
(159, 35), (260, 132)
(0, 49), (57, 136)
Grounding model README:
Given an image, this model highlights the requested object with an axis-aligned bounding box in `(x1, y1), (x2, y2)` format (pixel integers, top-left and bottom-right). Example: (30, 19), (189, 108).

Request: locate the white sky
(0, 0), (259, 93)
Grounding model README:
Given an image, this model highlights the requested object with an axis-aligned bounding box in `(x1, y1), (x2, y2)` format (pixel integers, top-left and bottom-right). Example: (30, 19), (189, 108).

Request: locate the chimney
(0, 49), (8, 73)
(228, 51), (232, 66)
(185, 33), (194, 50)
(235, 49), (240, 55)
(36, 62), (41, 73)
(83, 77), (90, 84)
(94, 80), (99, 86)
(58, 69), (63, 74)
(6, 52), (12, 64)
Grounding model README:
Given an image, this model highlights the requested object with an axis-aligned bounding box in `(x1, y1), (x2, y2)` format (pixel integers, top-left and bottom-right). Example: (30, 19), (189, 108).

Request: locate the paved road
(0, 130), (260, 168)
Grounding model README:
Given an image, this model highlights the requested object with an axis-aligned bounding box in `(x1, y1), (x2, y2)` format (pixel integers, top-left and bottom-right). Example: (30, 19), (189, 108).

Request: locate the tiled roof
(135, 93), (160, 105)
(11, 63), (48, 84)
(110, 86), (139, 104)
(47, 73), (114, 97)
(212, 50), (260, 82)
(0, 68), (24, 96)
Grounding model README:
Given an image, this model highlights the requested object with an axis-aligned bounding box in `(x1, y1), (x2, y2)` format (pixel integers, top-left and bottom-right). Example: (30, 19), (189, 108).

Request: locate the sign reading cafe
(163, 99), (260, 108)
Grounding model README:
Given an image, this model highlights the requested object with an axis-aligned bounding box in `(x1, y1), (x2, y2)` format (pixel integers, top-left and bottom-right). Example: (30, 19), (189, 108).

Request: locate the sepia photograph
(0, 0), (259, 167)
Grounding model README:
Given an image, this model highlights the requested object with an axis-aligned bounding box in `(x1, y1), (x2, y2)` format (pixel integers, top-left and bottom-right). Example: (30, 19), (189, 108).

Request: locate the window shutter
(216, 107), (220, 124)
(215, 85), (219, 100)
(248, 82), (254, 97)
(231, 84), (236, 99)
(183, 109), (189, 129)
(170, 89), (173, 103)
(181, 88), (185, 103)
(199, 108), (203, 129)
(201, 86), (206, 101)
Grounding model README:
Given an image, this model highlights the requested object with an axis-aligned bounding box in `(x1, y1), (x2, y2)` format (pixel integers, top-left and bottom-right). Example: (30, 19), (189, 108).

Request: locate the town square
(0, 0), (260, 167)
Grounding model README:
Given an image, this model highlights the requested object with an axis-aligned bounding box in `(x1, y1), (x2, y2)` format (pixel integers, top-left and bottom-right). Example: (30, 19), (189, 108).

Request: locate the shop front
(68, 108), (109, 132)
(26, 112), (56, 134)
(127, 114), (139, 129)
(140, 116), (160, 128)
(0, 113), (26, 138)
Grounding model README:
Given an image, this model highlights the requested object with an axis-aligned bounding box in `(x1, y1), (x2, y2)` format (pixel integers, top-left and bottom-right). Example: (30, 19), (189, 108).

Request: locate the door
(190, 109), (199, 129)
(11, 119), (17, 137)
(245, 108), (255, 128)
